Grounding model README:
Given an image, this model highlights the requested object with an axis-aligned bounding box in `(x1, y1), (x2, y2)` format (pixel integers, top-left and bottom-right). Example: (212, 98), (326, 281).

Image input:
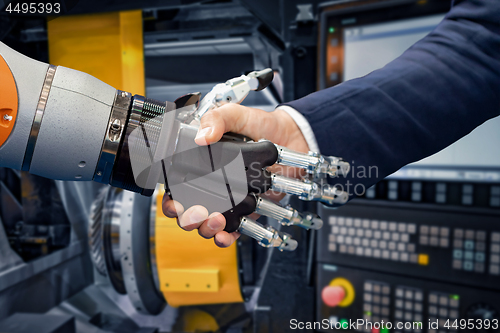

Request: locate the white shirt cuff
(276, 105), (320, 153)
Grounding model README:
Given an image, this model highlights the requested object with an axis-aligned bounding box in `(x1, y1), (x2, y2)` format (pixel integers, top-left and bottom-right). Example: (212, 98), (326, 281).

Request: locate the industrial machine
(315, 1), (500, 332)
(0, 0), (498, 332)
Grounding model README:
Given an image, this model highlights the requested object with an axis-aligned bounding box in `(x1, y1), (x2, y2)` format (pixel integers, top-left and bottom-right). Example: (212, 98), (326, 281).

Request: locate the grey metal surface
(0, 216), (22, 274)
(21, 64), (57, 171)
(29, 66), (116, 181)
(0, 42), (49, 170)
(120, 191), (165, 315)
(0, 240), (85, 293)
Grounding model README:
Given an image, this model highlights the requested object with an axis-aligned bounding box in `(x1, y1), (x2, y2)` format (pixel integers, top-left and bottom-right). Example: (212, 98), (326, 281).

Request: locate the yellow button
(418, 254), (429, 266)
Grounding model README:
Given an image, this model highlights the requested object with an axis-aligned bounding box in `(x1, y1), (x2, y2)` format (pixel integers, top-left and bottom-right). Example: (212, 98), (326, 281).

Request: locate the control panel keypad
(428, 292), (460, 333)
(362, 281), (391, 332)
(329, 217), (419, 264)
(394, 286), (423, 333)
(452, 228), (487, 273)
(490, 232), (500, 275)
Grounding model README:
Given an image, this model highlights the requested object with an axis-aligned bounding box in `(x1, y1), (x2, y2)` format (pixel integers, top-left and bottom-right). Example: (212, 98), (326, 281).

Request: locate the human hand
(162, 103), (309, 247)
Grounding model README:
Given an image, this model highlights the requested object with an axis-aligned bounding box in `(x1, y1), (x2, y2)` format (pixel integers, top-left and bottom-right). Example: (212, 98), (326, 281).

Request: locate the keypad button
(407, 244), (416, 252)
(491, 244), (500, 253)
(430, 226), (439, 236)
(464, 251), (474, 260)
(465, 230), (475, 239)
(373, 284), (381, 293)
(379, 241), (387, 249)
(408, 224), (417, 234)
(380, 221), (388, 230)
(492, 232), (500, 243)
(440, 238), (449, 248)
(364, 282), (373, 291)
(370, 240), (378, 248)
(414, 303), (423, 312)
(382, 307), (390, 316)
(382, 296), (390, 305)
(397, 243), (406, 252)
(389, 242), (397, 250)
(452, 260), (462, 269)
(429, 306), (438, 315)
(348, 246), (355, 254)
(365, 229), (373, 238)
(372, 305), (380, 314)
(439, 296), (448, 306)
(348, 228), (356, 236)
(430, 236), (439, 246)
(463, 261), (474, 271)
(405, 290), (413, 299)
(339, 245), (347, 253)
(373, 249), (381, 258)
(439, 308), (448, 317)
(400, 234), (410, 243)
(491, 254), (500, 264)
(382, 250), (390, 259)
(490, 264), (499, 275)
(454, 229), (464, 238)
(414, 314), (423, 322)
(405, 301), (413, 310)
(382, 286), (390, 295)
(398, 224), (407, 233)
(392, 233), (400, 242)
(339, 236), (346, 244)
(329, 217), (337, 225)
(340, 227), (347, 235)
(449, 298), (459, 308)
(449, 310), (458, 319)
(400, 252), (409, 262)
(476, 231), (486, 241)
(391, 251), (399, 261)
(474, 262), (484, 273)
(410, 254), (419, 263)
(354, 237), (361, 246)
(364, 293), (372, 302)
(383, 232), (391, 240)
(389, 222), (397, 231)
(395, 310), (403, 319)
(420, 225), (429, 234)
(364, 303), (371, 312)
(420, 235), (429, 245)
(440, 227), (449, 237)
(415, 292), (423, 301)
(362, 238), (370, 247)
(364, 248), (372, 257)
(453, 239), (463, 248)
(373, 295), (381, 304)
(453, 250), (463, 259)
(337, 217), (345, 226)
(356, 229), (364, 237)
(475, 252), (485, 262)
(374, 231), (382, 239)
(396, 288), (404, 298)
(370, 220), (379, 229)
(329, 243), (337, 252)
(362, 219), (370, 228)
(404, 312), (413, 321)
(356, 247), (364, 256)
(429, 294), (438, 304)
(354, 218), (362, 227)
(464, 240), (475, 250)
(396, 299), (403, 308)
(476, 242), (486, 251)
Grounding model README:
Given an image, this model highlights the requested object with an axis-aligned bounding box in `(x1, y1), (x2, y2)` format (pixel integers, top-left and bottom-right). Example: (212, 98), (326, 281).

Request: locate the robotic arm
(0, 41), (349, 251)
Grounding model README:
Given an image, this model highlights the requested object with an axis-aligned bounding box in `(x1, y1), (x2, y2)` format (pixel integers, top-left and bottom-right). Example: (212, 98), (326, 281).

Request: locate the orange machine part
(0, 55), (18, 147)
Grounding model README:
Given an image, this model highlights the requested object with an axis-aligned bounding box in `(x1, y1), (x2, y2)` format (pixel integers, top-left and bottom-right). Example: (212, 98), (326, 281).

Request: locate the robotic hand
(0, 42), (349, 251)
(150, 69), (351, 251)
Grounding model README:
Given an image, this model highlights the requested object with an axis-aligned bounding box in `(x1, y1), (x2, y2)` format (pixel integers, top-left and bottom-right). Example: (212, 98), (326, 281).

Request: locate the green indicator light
(329, 27), (335, 33)
(450, 294), (460, 300)
(381, 328), (390, 333)
(339, 319), (349, 329)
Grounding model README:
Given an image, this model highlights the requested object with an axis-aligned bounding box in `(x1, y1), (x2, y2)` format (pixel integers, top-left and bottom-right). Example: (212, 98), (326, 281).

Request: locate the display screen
(320, 5), (500, 172)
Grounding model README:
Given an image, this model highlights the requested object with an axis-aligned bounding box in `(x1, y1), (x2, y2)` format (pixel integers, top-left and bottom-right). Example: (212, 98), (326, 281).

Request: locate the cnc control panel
(316, 265), (500, 333)
(318, 201), (500, 291)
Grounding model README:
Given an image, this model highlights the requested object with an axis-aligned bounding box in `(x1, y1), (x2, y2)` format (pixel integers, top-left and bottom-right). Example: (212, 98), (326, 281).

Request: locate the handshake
(128, 69), (350, 250)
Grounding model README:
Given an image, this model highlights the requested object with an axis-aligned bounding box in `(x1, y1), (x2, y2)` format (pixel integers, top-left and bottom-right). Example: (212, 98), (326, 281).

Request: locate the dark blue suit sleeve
(285, 0), (500, 196)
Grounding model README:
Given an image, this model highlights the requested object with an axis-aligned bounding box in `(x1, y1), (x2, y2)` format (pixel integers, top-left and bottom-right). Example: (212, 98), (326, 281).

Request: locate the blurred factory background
(0, 0), (499, 332)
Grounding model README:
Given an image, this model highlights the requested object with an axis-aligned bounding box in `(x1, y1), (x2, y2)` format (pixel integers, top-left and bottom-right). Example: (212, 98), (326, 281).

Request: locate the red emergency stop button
(321, 285), (346, 307)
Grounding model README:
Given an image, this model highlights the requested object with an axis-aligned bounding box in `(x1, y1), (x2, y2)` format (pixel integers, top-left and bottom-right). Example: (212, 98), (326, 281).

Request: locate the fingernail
(207, 217), (222, 231)
(189, 207), (208, 224)
(195, 127), (212, 144)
